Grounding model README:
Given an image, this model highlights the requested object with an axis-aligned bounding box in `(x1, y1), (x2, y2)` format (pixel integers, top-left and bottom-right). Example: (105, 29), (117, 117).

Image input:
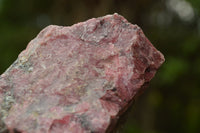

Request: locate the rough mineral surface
(0, 13), (164, 133)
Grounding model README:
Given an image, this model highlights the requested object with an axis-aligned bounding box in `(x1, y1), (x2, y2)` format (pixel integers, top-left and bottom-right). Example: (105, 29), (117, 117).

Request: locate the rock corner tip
(113, 13), (119, 16)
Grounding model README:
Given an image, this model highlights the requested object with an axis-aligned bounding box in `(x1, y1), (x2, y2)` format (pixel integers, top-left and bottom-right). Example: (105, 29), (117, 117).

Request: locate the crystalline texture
(0, 13), (164, 133)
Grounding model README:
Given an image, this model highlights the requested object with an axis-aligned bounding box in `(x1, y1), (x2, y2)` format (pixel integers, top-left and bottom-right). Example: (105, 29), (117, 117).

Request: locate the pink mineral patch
(0, 13), (164, 133)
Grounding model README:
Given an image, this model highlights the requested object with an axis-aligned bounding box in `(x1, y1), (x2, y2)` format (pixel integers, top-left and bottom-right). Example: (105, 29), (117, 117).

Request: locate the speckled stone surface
(0, 13), (164, 133)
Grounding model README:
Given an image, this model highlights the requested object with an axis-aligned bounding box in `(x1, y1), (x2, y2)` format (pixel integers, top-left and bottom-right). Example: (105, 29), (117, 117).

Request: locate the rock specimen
(0, 13), (164, 133)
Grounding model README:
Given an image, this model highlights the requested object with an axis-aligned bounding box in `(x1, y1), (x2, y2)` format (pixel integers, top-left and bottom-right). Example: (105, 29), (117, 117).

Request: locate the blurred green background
(0, 0), (200, 133)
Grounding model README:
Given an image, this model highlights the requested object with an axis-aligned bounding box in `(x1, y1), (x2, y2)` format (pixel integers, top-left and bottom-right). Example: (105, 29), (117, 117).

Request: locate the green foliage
(161, 57), (189, 84)
(186, 0), (200, 11)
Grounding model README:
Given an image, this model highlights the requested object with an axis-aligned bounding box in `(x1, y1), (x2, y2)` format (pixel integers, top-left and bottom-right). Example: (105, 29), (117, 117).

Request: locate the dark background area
(0, 0), (200, 133)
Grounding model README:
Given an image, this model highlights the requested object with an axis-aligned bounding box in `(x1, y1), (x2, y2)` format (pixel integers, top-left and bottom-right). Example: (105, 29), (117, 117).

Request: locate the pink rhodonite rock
(0, 13), (164, 133)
